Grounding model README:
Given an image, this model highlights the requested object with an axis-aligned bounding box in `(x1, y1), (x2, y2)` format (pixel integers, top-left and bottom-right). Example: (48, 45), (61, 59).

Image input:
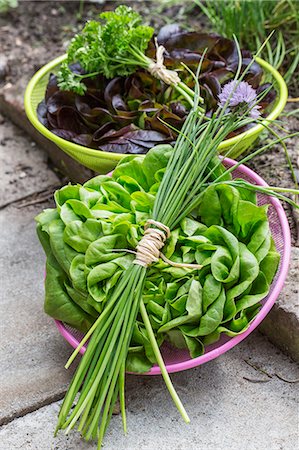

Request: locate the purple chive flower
(218, 80), (261, 118)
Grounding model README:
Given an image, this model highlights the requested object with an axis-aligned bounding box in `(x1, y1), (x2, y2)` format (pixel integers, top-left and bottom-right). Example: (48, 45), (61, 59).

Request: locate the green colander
(24, 55), (288, 174)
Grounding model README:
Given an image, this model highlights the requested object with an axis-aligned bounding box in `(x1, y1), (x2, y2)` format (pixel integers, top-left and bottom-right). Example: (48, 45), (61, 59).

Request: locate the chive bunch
(54, 75), (263, 446)
(53, 37), (299, 448)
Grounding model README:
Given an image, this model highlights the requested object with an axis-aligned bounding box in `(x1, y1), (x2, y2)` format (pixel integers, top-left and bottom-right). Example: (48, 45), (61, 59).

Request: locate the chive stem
(119, 361), (127, 434)
(140, 300), (190, 424)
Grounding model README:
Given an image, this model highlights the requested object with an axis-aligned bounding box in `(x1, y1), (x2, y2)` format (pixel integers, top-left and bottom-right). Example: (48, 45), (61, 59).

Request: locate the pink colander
(55, 158), (291, 375)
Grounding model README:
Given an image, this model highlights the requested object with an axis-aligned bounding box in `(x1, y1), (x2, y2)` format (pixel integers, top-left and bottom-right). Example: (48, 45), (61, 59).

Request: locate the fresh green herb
(58, 5), (155, 94)
(36, 63), (299, 446)
(41, 27), (276, 155)
(57, 64), (89, 96)
(57, 5), (200, 108)
(37, 26), (299, 446)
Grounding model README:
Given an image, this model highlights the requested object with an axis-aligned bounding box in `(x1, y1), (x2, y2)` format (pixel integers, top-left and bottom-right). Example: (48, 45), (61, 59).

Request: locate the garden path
(0, 112), (298, 450)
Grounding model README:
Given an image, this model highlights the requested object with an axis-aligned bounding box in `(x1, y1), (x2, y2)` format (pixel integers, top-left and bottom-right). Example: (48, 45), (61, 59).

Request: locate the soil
(246, 104), (299, 246)
(0, 0), (298, 245)
(0, 0), (204, 85)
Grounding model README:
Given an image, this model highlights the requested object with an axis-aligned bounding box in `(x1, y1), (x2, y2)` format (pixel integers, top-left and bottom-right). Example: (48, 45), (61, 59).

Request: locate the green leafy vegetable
(57, 4), (202, 118)
(36, 144), (280, 364)
(39, 16), (276, 156)
(58, 5), (154, 94)
(36, 73), (295, 445)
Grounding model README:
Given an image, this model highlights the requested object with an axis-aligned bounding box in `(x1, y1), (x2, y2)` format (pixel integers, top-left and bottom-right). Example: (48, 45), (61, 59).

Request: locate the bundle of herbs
(37, 5), (276, 154)
(36, 50), (299, 446)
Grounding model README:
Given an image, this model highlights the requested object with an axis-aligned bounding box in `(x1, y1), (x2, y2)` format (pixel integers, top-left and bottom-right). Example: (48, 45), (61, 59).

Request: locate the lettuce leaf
(36, 146), (280, 371)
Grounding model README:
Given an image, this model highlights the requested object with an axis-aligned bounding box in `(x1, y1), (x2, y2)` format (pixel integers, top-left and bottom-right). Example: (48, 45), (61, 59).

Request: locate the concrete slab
(0, 333), (298, 450)
(0, 115), (60, 208)
(0, 203), (77, 426)
(260, 247), (299, 361)
(0, 1), (95, 183)
(0, 81), (95, 184)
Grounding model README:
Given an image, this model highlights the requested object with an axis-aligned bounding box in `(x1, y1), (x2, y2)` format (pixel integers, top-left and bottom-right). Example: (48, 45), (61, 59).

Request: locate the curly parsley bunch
(58, 5), (154, 94)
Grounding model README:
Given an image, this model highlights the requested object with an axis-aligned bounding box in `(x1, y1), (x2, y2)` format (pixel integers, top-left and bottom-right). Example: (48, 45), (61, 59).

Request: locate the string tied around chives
(133, 219), (203, 270)
(148, 38), (180, 86)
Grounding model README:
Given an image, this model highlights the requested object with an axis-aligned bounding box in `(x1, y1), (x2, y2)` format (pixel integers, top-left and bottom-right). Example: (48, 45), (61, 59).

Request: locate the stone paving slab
(0, 81), (94, 184)
(260, 247), (299, 361)
(0, 333), (298, 450)
(0, 114), (60, 208)
(0, 203), (77, 426)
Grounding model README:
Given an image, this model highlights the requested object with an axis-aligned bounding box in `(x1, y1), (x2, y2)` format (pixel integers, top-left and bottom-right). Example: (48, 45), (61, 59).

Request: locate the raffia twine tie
(148, 38), (180, 86)
(133, 219), (202, 270)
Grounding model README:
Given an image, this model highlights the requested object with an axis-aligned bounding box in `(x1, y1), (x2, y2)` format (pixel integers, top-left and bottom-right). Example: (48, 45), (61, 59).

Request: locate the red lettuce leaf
(37, 27), (276, 155)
